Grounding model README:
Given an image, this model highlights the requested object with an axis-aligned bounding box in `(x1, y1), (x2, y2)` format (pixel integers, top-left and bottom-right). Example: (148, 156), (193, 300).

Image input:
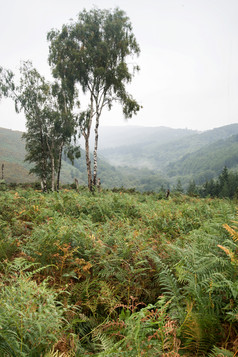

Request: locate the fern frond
(218, 245), (238, 266)
(151, 255), (182, 299)
(181, 310), (220, 354)
(223, 223), (238, 242)
(0, 334), (17, 357)
(208, 345), (234, 357)
(92, 330), (115, 351)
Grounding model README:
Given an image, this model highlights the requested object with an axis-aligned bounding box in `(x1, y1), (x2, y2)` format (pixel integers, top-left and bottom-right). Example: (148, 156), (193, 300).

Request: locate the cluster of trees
(201, 166), (238, 198)
(184, 166), (238, 199)
(0, 63), (81, 192)
(0, 8), (140, 191)
(167, 134), (238, 184)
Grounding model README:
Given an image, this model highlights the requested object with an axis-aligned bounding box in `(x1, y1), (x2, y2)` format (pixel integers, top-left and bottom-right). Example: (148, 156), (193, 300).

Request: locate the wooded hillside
(1, 124), (238, 191)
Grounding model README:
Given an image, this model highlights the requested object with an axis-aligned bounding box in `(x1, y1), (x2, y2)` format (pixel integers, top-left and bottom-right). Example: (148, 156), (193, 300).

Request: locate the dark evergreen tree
(175, 179), (183, 193)
(201, 167), (238, 199)
(187, 180), (198, 196)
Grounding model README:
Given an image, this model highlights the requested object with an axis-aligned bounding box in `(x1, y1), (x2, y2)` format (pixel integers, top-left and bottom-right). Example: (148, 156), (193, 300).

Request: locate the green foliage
(48, 7), (141, 190)
(48, 8), (140, 118)
(148, 203), (238, 354)
(0, 258), (67, 357)
(97, 297), (180, 356)
(0, 188), (238, 355)
(209, 346), (234, 357)
(187, 179), (198, 196)
(2, 124), (238, 193)
(201, 166), (238, 199)
(0, 60), (80, 192)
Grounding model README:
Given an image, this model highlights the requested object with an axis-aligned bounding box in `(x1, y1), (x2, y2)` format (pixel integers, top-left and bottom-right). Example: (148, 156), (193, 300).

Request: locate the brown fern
(219, 222), (238, 266)
(223, 223), (238, 242)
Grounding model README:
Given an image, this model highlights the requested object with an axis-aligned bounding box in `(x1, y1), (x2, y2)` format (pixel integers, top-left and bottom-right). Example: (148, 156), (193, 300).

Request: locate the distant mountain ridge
(99, 124), (238, 170)
(1, 124), (238, 190)
(95, 126), (197, 149)
(166, 133), (238, 183)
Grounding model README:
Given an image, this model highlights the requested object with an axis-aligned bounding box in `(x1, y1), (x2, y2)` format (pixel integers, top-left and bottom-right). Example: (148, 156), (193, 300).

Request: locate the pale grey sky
(0, 0), (238, 131)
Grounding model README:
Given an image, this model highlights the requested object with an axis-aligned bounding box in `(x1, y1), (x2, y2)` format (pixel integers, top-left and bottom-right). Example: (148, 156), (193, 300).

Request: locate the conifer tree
(175, 179), (183, 193)
(187, 179), (198, 196)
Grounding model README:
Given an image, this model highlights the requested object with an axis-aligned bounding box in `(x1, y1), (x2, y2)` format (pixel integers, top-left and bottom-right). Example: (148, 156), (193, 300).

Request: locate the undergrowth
(0, 188), (237, 355)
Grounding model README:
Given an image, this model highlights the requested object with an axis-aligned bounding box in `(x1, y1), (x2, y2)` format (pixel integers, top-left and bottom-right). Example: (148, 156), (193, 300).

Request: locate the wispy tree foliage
(0, 62), (80, 191)
(47, 7), (141, 191)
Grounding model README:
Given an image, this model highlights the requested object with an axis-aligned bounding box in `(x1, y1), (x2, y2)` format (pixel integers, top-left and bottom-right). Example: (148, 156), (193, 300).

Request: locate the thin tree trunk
(56, 143), (63, 192)
(41, 164), (48, 192)
(84, 134), (92, 191)
(41, 178), (47, 192)
(40, 130), (48, 192)
(46, 136), (55, 192)
(1, 164), (4, 180)
(92, 98), (104, 187)
(51, 155), (55, 192)
(93, 114), (100, 186)
(83, 92), (94, 192)
(75, 178), (79, 192)
(41, 169), (47, 192)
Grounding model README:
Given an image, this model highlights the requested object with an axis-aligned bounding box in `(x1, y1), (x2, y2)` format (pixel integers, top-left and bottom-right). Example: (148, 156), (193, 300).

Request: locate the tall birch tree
(47, 7), (141, 191)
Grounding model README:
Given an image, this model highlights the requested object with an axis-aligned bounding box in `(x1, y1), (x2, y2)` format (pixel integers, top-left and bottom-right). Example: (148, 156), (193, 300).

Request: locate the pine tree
(187, 180), (198, 196)
(175, 179), (183, 193)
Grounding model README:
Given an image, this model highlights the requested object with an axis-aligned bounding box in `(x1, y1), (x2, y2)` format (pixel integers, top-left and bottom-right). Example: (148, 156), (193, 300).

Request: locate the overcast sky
(0, 0), (238, 132)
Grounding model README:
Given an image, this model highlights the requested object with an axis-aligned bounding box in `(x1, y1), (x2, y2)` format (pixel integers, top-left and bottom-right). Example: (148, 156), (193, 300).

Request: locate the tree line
(182, 166), (238, 199)
(0, 8), (141, 192)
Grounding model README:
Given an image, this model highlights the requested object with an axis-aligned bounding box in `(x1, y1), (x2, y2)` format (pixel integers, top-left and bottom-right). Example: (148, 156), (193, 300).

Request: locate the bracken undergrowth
(0, 188), (237, 356)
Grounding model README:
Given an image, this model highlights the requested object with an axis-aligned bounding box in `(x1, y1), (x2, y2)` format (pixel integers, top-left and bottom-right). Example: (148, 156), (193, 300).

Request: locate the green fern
(0, 258), (67, 357)
(209, 346), (234, 357)
(92, 330), (114, 352)
(0, 334), (17, 357)
(97, 297), (179, 356)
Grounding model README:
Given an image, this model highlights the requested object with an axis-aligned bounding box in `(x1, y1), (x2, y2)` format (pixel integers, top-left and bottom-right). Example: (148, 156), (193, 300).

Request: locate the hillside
(0, 127), (36, 183)
(1, 124), (238, 191)
(100, 124), (238, 171)
(0, 127), (130, 187)
(166, 134), (238, 183)
(94, 125), (196, 149)
(0, 127), (162, 190)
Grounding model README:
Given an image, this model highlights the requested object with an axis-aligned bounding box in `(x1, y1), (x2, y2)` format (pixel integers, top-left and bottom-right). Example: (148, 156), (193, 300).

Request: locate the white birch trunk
(83, 93), (94, 191)
(84, 134), (92, 191)
(56, 142), (64, 192)
(93, 114), (100, 187)
(51, 155), (55, 192)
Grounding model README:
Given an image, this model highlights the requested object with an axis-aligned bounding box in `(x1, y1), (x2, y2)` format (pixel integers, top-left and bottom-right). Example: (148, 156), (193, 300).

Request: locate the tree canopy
(47, 7), (141, 190)
(0, 62), (80, 191)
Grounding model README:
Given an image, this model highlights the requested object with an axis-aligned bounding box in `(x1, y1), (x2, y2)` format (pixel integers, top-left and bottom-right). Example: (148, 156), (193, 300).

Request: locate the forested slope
(167, 134), (238, 183)
(100, 124), (238, 170)
(1, 124), (238, 190)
